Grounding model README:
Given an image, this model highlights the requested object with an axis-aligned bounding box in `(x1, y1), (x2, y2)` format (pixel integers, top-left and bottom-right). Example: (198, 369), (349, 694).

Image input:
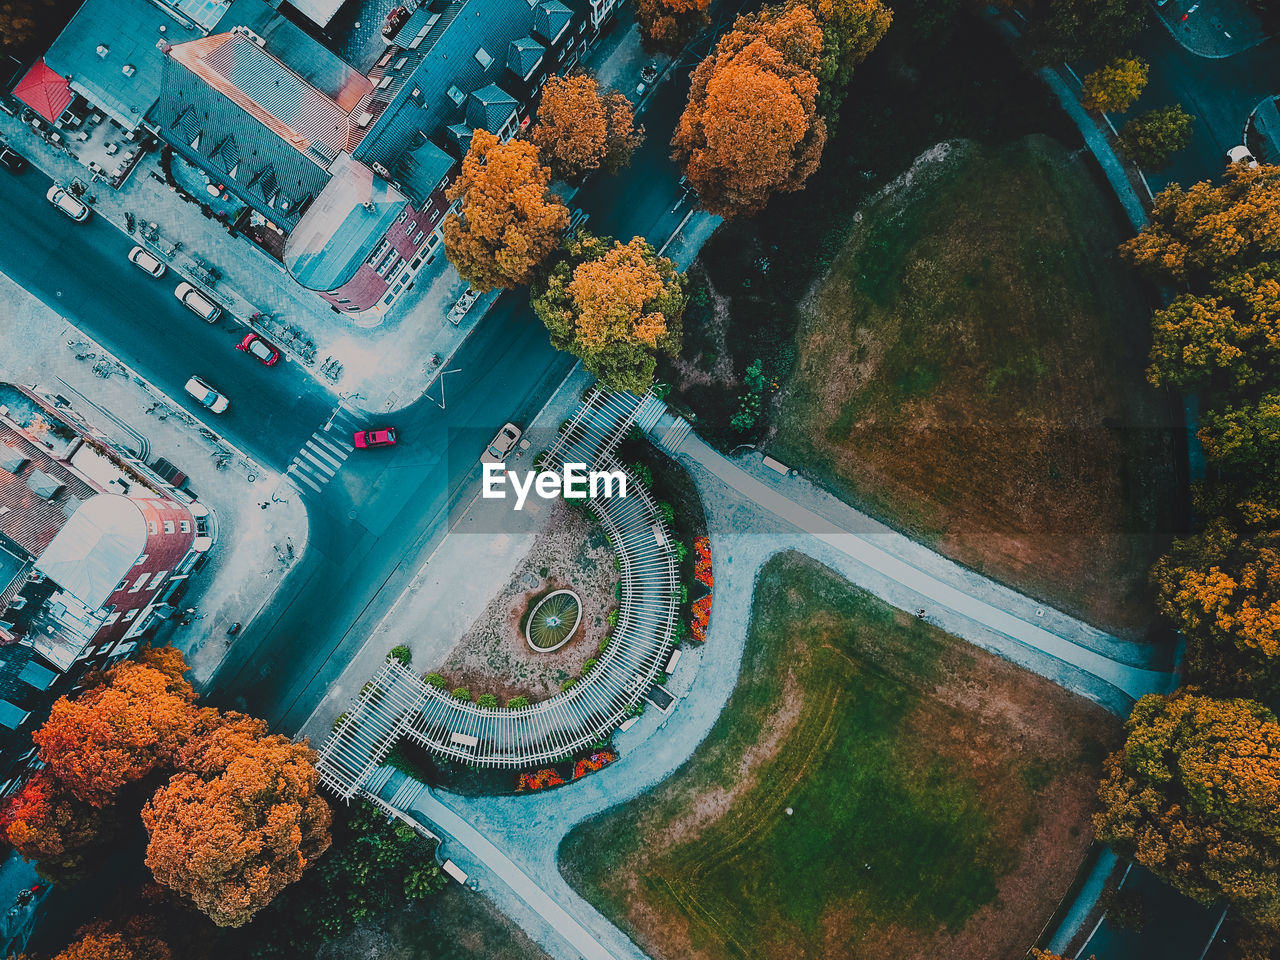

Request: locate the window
(122, 609), (138, 622)
(180, 520), (190, 534)
(414, 229), (425, 244)
(474, 47), (493, 69)
(393, 56), (408, 70)
(163, 520), (175, 534)
(128, 575), (148, 593)
(147, 520), (157, 535)
(151, 571), (168, 589)
(428, 207), (442, 224)
(104, 611), (121, 626)
(132, 553), (149, 567)
(405, 220), (416, 234)
(377, 75), (393, 90)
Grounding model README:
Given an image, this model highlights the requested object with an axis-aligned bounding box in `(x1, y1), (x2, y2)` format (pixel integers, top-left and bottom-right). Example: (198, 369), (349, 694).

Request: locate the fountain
(525, 589), (583, 652)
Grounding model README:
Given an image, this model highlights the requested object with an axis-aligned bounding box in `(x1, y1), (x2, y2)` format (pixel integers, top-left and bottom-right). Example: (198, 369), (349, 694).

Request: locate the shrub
(655, 672), (669, 685)
(507, 695), (531, 709)
(583, 658), (598, 674)
(332, 712), (349, 733)
(476, 693), (499, 708)
(598, 636), (610, 654)
(387, 645), (412, 666)
(451, 687), (472, 701)
(608, 609), (619, 627)
(423, 673), (447, 689)
(561, 677), (578, 692)
(658, 500), (675, 526)
(674, 540), (688, 562)
(630, 461), (653, 488)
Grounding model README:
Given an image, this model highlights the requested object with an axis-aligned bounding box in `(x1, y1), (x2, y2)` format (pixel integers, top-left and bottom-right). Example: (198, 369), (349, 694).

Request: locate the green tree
(1199, 393), (1280, 473)
(1024, 0), (1147, 63)
(1118, 105), (1193, 168)
(1145, 293), (1246, 388)
(1096, 692), (1280, 929)
(803, 0), (892, 122)
(533, 232), (686, 393)
(1081, 55), (1148, 113)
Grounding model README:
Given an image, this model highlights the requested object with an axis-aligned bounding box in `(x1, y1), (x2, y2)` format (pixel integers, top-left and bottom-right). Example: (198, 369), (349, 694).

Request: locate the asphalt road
(0, 161), (333, 465)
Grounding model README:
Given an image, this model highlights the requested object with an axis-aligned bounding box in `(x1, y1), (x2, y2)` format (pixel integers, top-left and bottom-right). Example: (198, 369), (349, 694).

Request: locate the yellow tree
(1096, 692), (1280, 929)
(442, 129), (570, 290)
(142, 714), (331, 927)
(671, 3), (827, 218)
(804, 0), (891, 119)
(53, 921), (171, 960)
(532, 75), (645, 182)
(533, 232), (685, 392)
(1081, 55), (1148, 113)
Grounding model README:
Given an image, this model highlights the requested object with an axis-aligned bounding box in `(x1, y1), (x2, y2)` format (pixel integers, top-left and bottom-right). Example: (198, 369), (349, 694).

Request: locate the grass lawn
(560, 552), (1119, 960)
(315, 885), (551, 960)
(770, 136), (1175, 635)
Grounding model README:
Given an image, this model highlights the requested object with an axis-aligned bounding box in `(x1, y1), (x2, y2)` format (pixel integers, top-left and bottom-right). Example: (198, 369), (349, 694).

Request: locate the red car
(236, 333), (281, 366)
(354, 427), (397, 449)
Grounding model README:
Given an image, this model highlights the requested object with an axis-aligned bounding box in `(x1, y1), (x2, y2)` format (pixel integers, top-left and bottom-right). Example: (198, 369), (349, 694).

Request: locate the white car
(184, 376), (229, 414)
(46, 185), (90, 222)
(1228, 145), (1260, 169)
(174, 281), (221, 322)
(128, 246), (166, 278)
(481, 422), (522, 465)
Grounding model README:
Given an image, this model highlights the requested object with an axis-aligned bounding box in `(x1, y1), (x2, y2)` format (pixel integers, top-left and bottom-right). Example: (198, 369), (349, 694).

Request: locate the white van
(174, 282), (221, 322)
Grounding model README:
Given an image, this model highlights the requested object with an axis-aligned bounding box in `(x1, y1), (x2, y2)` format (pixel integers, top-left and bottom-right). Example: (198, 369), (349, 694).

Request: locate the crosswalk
(286, 407), (358, 495)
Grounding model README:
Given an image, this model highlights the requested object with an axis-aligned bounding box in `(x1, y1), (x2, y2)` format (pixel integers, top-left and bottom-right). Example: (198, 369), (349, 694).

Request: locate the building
(0, 384), (212, 797)
(32, 0), (623, 316)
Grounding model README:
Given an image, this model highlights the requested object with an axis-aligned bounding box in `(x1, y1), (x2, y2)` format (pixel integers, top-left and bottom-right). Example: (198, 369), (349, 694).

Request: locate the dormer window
(474, 47), (493, 69)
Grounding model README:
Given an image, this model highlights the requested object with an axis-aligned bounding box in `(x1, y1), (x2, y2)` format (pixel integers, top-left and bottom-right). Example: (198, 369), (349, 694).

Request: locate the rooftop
(284, 152), (407, 290)
(35, 495), (148, 611)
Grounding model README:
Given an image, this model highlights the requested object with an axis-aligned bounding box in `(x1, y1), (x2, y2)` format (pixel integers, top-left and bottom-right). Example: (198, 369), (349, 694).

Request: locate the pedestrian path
(285, 407), (358, 495)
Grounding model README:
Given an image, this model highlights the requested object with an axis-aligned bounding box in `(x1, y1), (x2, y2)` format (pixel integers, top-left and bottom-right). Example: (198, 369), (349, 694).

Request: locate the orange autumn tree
(0, 770), (110, 884)
(533, 232), (685, 392)
(1096, 692), (1280, 929)
(142, 714), (331, 927)
(635, 0), (710, 53)
(32, 658), (197, 807)
(532, 75), (645, 183)
(442, 129), (570, 290)
(671, 3), (827, 218)
(53, 921), (171, 960)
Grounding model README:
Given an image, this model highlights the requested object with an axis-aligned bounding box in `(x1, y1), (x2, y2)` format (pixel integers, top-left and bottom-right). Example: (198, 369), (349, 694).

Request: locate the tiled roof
(465, 83), (517, 132)
(533, 0), (574, 44)
(507, 36), (545, 79)
(394, 138), (456, 204)
(354, 0), (582, 167)
(167, 31), (353, 164)
(0, 427), (95, 559)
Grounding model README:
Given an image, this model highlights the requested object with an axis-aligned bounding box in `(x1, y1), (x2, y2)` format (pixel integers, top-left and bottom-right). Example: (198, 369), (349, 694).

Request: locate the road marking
(310, 434), (350, 460)
(287, 464), (324, 492)
(287, 408), (363, 496)
(302, 442), (342, 472)
(299, 449), (338, 477)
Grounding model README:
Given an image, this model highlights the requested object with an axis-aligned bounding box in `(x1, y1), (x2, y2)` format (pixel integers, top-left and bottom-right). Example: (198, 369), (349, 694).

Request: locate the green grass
(560, 553), (1079, 960)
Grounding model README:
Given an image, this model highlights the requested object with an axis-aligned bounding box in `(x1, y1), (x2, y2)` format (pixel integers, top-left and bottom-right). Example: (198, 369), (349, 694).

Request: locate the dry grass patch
(560, 551), (1119, 960)
(772, 136), (1175, 635)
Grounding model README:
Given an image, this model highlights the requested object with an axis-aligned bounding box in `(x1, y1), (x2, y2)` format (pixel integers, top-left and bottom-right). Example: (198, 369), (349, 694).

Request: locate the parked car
(128, 246), (166, 278)
(236, 332), (280, 366)
(1227, 145), (1260, 169)
(481, 422), (522, 465)
(0, 147), (27, 174)
(184, 376), (229, 414)
(46, 185), (89, 222)
(354, 427), (397, 449)
(174, 281), (221, 322)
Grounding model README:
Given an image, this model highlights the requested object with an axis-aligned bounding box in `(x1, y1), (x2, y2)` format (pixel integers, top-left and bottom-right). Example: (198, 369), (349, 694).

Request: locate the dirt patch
(560, 552), (1120, 960)
(434, 500), (619, 702)
(772, 136), (1175, 636)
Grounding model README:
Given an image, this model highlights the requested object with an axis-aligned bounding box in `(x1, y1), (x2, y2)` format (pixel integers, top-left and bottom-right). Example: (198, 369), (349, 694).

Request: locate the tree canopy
(142, 717), (332, 928)
(0, 770), (111, 884)
(32, 659), (196, 807)
(442, 129), (570, 290)
(1023, 0), (1147, 63)
(1117, 105), (1193, 169)
(634, 0), (711, 54)
(533, 232), (686, 393)
(803, 0), (891, 120)
(532, 75), (645, 183)
(53, 921), (172, 960)
(1096, 692), (1280, 928)
(1081, 55), (1148, 113)
(671, 3), (827, 218)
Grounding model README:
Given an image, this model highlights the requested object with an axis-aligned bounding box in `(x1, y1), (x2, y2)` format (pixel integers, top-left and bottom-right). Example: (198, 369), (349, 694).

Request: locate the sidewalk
(0, 269), (308, 684)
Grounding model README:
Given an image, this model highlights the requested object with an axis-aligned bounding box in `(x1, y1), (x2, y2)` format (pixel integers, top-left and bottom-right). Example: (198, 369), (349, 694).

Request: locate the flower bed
(691, 594), (712, 642)
(691, 536), (713, 641)
(516, 768), (565, 792)
(695, 536), (713, 589)
(573, 749), (618, 780)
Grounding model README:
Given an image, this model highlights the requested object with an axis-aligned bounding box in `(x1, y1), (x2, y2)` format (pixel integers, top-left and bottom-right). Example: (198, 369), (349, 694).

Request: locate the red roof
(13, 60), (73, 123)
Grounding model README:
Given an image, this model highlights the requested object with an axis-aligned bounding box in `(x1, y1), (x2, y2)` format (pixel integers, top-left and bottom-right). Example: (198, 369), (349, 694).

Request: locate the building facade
(0, 383), (212, 797)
